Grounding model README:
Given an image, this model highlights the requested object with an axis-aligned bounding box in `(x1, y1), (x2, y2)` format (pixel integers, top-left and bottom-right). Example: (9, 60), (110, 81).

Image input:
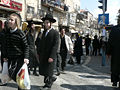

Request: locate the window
(27, 6), (35, 14)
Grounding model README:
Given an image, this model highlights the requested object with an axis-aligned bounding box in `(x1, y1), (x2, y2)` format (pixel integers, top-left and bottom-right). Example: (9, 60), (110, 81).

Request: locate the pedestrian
(0, 21), (9, 86)
(54, 33), (61, 76)
(107, 23), (120, 87)
(59, 27), (73, 72)
(2, 13), (29, 90)
(74, 34), (83, 64)
(92, 35), (99, 56)
(101, 36), (107, 66)
(85, 34), (91, 56)
(26, 20), (39, 76)
(38, 13), (59, 90)
(0, 21), (9, 68)
(99, 36), (103, 56)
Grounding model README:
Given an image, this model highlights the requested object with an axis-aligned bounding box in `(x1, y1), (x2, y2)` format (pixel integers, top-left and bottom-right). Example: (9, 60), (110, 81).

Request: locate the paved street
(0, 55), (118, 90)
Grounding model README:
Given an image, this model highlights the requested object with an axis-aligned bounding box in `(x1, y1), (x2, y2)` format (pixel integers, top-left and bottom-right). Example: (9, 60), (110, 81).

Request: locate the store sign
(10, 0), (22, 11)
(0, 0), (10, 6)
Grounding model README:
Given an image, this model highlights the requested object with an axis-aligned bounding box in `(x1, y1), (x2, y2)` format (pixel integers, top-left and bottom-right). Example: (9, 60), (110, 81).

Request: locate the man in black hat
(37, 13), (59, 90)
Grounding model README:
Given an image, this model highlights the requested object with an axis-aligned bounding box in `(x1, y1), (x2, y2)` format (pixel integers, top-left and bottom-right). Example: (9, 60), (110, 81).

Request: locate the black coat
(0, 30), (7, 67)
(26, 32), (39, 67)
(4, 29), (29, 81)
(92, 38), (99, 49)
(85, 37), (91, 47)
(38, 28), (59, 76)
(74, 37), (83, 56)
(107, 25), (120, 73)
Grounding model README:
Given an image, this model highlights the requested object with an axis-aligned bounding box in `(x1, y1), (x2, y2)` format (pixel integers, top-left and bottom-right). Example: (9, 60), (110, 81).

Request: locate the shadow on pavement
(6, 83), (40, 90)
(65, 64), (101, 76)
(6, 83), (17, 88)
(61, 84), (119, 90)
(79, 75), (110, 79)
(31, 85), (40, 90)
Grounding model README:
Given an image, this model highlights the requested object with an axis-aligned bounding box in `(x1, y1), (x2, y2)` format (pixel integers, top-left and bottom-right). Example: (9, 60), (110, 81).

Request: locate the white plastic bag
(1, 62), (11, 84)
(16, 63), (31, 89)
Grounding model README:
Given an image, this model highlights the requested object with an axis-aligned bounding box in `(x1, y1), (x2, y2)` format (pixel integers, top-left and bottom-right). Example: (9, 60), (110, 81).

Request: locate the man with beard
(38, 13), (59, 90)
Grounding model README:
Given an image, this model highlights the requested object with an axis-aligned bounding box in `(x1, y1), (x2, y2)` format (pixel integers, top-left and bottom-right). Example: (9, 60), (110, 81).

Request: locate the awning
(0, 6), (19, 12)
(70, 29), (78, 33)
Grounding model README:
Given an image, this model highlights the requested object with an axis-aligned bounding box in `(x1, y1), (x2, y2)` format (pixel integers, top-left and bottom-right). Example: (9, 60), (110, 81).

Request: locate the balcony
(41, 0), (68, 13)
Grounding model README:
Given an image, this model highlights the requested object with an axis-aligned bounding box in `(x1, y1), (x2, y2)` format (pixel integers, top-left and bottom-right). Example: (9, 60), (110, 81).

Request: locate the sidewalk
(83, 55), (111, 75)
(0, 54), (112, 90)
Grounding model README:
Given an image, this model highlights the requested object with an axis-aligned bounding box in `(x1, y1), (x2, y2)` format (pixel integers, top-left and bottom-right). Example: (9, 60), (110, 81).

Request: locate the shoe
(0, 82), (7, 86)
(33, 73), (39, 76)
(33, 72), (39, 76)
(56, 72), (60, 76)
(52, 76), (57, 82)
(112, 82), (117, 87)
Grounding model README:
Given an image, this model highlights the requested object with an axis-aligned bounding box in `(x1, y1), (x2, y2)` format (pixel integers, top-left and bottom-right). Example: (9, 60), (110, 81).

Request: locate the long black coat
(26, 32), (39, 67)
(38, 28), (59, 76)
(107, 25), (120, 73)
(74, 37), (83, 56)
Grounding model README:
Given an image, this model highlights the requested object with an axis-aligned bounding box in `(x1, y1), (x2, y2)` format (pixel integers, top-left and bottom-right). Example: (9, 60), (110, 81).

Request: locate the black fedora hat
(42, 13), (56, 23)
(27, 20), (34, 25)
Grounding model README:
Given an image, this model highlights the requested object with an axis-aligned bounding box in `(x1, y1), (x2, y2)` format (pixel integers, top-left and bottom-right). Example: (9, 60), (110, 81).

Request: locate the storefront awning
(70, 29), (78, 33)
(0, 6), (19, 12)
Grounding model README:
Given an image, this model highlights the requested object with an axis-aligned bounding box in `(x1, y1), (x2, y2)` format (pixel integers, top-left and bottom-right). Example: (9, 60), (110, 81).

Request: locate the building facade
(0, 0), (22, 31)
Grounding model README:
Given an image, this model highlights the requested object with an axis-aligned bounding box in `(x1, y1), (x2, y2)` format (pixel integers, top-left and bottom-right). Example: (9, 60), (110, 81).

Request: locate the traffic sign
(98, 13), (109, 25)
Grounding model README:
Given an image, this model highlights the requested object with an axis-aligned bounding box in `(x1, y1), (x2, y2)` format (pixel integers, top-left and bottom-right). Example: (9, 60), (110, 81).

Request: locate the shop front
(0, 0), (22, 29)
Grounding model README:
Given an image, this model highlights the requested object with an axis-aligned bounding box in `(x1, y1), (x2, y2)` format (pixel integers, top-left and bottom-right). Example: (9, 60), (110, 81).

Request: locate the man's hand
(48, 58), (53, 63)
(70, 51), (74, 54)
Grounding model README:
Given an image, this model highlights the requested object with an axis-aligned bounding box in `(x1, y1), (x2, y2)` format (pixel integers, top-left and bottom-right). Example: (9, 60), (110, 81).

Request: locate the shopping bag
(16, 63), (31, 89)
(1, 62), (11, 84)
(8, 62), (17, 81)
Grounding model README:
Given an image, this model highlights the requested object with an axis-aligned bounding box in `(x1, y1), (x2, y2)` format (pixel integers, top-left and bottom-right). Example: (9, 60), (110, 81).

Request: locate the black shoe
(112, 82), (117, 87)
(33, 72), (39, 76)
(52, 76), (57, 82)
(33, 73), (39, 76)
(56, 72), (60, 76)
(0, 82), (7, 86)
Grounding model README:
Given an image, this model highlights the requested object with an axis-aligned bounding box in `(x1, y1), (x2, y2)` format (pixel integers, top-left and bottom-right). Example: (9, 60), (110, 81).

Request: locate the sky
(80, 0), (120, 25)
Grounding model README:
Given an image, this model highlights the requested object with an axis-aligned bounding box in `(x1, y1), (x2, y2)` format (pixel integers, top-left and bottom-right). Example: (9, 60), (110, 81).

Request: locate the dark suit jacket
(39, 28), (59, 76)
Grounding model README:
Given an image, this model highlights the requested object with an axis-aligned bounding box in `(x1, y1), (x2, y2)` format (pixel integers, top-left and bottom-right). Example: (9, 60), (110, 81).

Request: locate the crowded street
(0, 0), (120, 90)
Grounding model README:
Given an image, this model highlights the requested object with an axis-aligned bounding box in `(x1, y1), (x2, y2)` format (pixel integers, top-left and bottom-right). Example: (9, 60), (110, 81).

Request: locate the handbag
(8, 62), (17, 80)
